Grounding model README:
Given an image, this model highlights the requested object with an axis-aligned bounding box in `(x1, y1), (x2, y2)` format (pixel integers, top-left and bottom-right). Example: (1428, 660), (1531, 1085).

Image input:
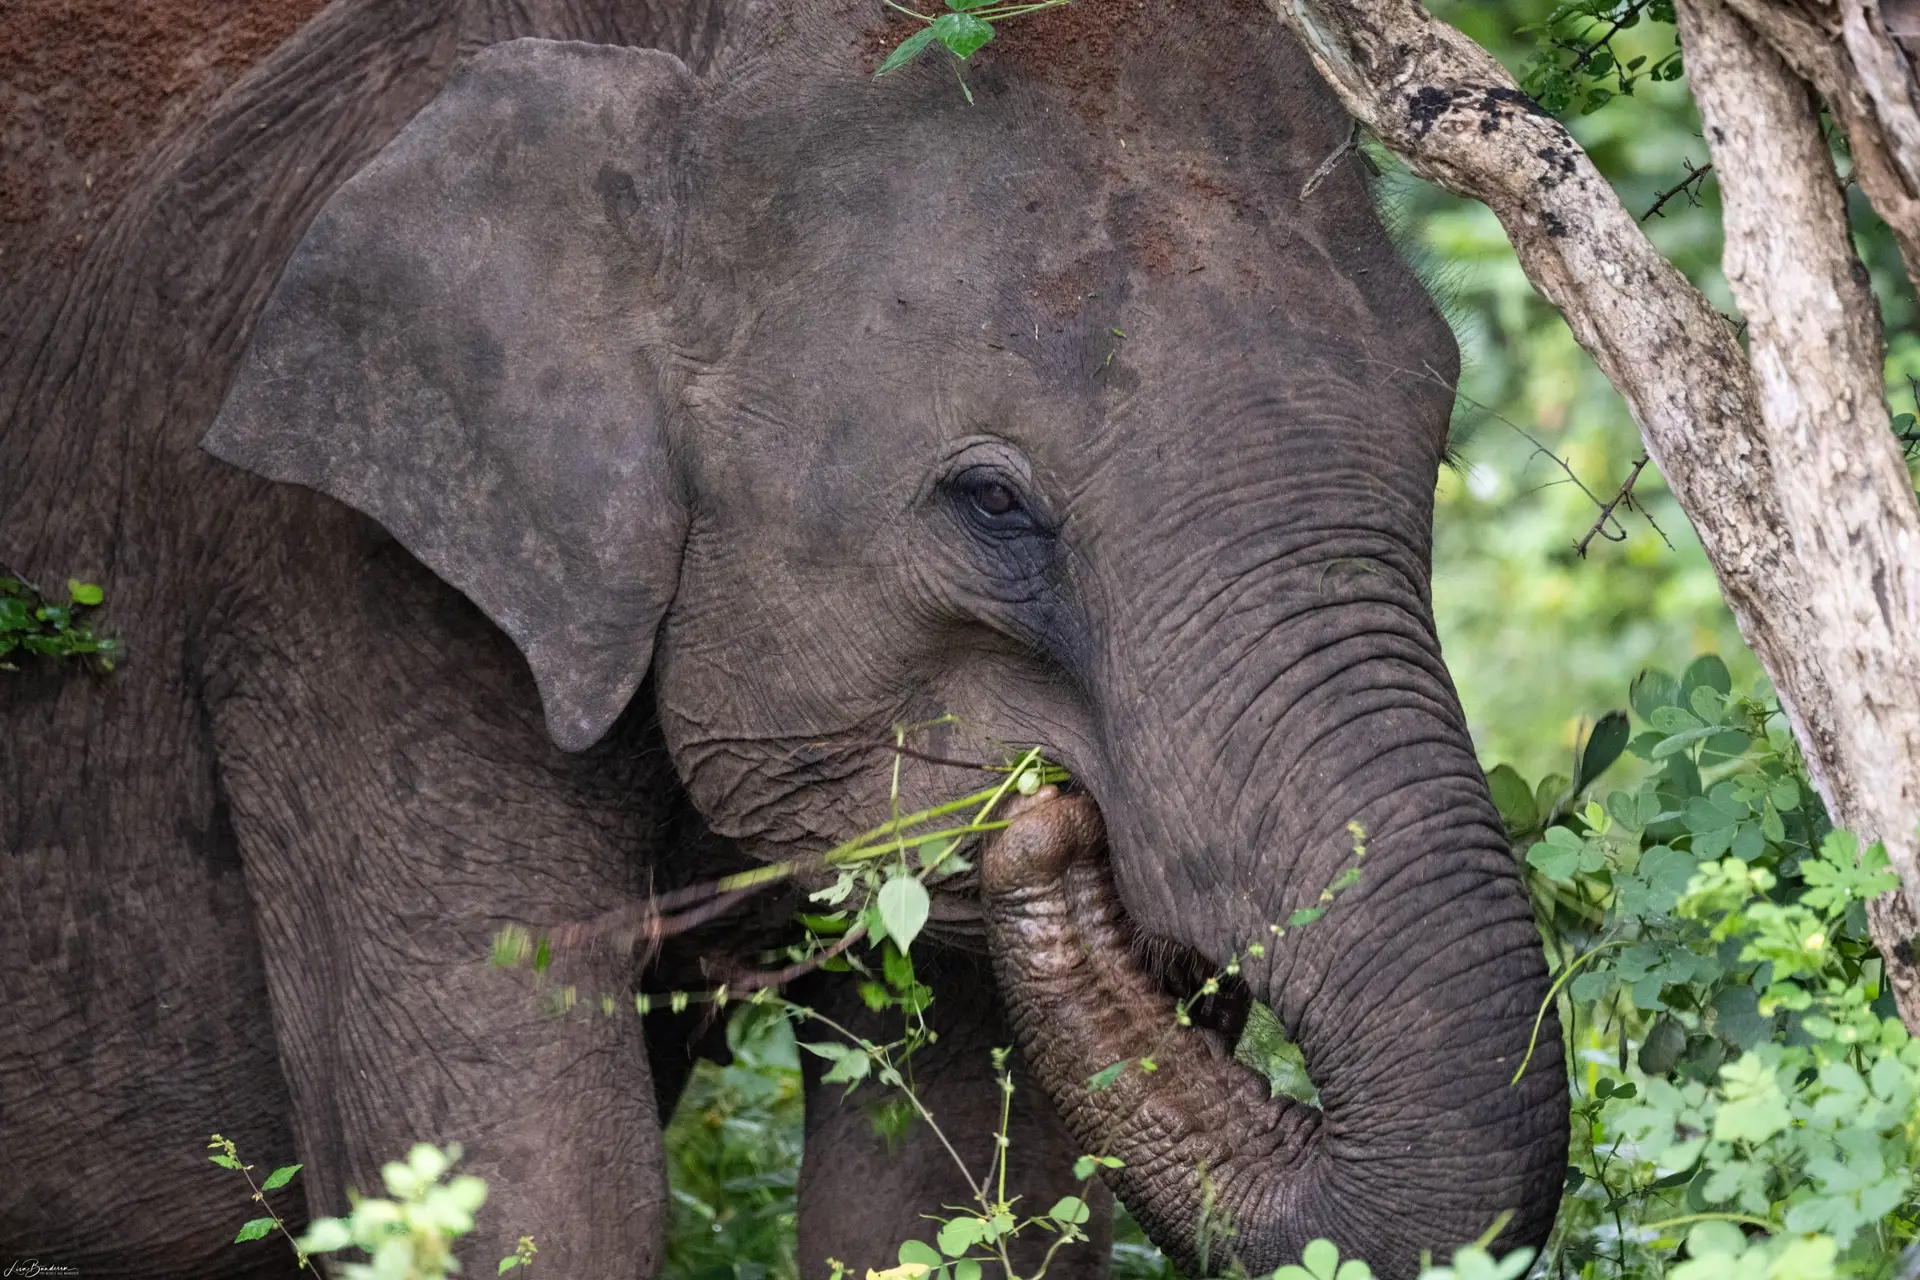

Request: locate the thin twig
(1562, 0), (1651, 74)
(1640, 159), (1715, 222)
(1301, 119), (1363, 200)
(704, 925), (868, 995)
(545, 884), (772, 965)
(1575, 454), (1668, 556)
(1362, 357), (1676, 555)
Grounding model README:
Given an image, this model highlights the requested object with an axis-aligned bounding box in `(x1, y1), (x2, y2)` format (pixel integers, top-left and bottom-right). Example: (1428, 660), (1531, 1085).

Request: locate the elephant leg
(792, 949), (1112, 1280)
(211, 529), (681, 1277)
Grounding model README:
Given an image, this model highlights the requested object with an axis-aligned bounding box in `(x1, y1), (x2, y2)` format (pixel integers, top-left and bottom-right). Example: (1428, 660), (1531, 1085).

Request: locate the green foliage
(498, 1238), (538, 1275)
(1515, 0), (1683, 117)
(1486, 656), (1920, 1277)
(208, 1134), (310, 1267)
(872, 0), (1069, 99)
(296, 1143), (501, 1280)
(1271, 1238), (1375, 1280)
(664, 1007), (804, 1280)
(0, 574), (117, 671)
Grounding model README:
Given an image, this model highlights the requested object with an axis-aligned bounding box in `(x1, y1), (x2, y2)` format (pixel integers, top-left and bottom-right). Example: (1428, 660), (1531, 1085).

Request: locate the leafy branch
(208, 1135), (309, 1266)
(873, 0), (1072, 101)
(1515, 0), (1686, 117)
(0, 571), (116, 671)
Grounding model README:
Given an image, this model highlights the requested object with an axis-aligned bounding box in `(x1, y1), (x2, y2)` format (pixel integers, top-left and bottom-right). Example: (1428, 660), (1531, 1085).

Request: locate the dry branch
(1263, 0), (1920, 1025)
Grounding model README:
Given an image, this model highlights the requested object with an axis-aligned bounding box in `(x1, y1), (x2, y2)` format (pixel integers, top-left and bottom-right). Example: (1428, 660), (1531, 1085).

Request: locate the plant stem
(1512, 939), (1630, 1084)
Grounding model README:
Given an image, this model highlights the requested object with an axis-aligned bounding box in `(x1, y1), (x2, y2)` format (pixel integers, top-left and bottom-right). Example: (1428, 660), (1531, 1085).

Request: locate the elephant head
(205, 0), (1568, 1272)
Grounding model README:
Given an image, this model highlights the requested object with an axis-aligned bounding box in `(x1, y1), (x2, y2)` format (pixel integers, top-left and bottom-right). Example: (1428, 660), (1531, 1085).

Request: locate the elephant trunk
(983, 785), (1567, 1279)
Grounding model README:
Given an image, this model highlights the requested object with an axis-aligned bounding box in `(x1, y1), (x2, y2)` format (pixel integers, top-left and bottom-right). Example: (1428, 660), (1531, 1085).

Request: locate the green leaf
(1680, 653), (1732, 705)
(1526, 836), (1579, 881)
(296, 1217), (354, 1254)
(1651, 725), (1719, 758)
(1638, 1015), (1687, 1075)
(1568, 970), (1614, 1003)
(1047, 1196), (1091, 1225)
(234, 1218), (277, 1243)
(1712, 985), (1769, 1050)
(1650, 705), (1703, 735)
(938, 1217), (985, 1257)
(930, 11), (994, 59)
(799, 1039), (850, 1062)
(209, 1153), (243, 1170)
(1302, 1239), (1340, 1279)
(883, 940), (916, 991)
(877, 875), (930, 953)
(1087, 1060), (1128, 1092)
(260, 1164), (302, 1191)
(1700, 729), (1750, 761)
(875, 26), (940, 77)
(900, 1240), (945, 1269)
(1574, 710), (1630, 793)
(1631, 668), (1679, 721)
(823, 1050), (871, 1086)
(1074, 1155), (1097, 1179)
(1635, 845), (1697, 915)
(1713, 1052), (1791, 1143)
(1486, 763), (1539, 837)
(953, 1262), (981, 1280)
(67, 580), (103, 607)
(500, 1259), (521, 1274)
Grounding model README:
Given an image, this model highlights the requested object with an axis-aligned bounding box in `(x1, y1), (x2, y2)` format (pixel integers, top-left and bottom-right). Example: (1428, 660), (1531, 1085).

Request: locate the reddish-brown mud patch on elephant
(1, 0), (328, 268)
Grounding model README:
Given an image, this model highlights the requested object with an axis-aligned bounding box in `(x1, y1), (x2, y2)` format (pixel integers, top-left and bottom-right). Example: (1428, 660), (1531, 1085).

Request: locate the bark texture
(1260, 0), (1920, 1026)
(1717, 0), (1920, 285)
(1678, 0), (1920, 1035)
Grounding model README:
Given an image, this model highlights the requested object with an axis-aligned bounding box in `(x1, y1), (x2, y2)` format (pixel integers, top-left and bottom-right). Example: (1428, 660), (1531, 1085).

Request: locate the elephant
(0, 0), (1570, 1275)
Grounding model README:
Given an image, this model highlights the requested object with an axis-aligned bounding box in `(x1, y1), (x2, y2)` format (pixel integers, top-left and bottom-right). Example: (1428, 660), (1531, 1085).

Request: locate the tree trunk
(1716, 0), (1920, 285)
(1677, 0), (1920, 1034)
(1260, 0), (1920, 1027)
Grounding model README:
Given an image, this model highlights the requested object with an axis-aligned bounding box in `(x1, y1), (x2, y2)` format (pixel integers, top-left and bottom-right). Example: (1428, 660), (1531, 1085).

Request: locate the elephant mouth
(920, 794), (1253, 1043)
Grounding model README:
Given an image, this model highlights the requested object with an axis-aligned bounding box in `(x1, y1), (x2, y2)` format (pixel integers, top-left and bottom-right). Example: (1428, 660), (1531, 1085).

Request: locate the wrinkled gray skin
(0, 0), (1567, 1275)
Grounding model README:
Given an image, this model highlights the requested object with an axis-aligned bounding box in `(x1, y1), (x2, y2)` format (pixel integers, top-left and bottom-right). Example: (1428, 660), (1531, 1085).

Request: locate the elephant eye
(972, 480), (1017, 517)
(952, 468), (1039, 535)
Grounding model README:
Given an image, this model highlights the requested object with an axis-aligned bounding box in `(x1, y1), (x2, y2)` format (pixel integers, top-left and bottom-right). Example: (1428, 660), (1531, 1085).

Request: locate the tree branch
(1641, 159), (1715, 221)
(1575, 455), (1666, 557)
(1262, 0), (1920, 1027)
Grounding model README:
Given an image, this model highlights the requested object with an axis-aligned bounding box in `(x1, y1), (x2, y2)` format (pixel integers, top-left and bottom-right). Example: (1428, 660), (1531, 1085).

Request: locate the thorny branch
(1641, 158), (1716, 221)
(1575, 454), (1673, 556)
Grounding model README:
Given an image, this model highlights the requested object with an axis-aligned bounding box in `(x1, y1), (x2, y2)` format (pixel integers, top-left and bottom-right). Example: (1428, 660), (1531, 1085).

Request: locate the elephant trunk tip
(980, 787), (1101, 895)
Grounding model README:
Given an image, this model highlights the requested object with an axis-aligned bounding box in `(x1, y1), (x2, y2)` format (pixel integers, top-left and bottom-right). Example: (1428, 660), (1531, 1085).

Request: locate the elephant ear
(205, 39), (694, 752)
